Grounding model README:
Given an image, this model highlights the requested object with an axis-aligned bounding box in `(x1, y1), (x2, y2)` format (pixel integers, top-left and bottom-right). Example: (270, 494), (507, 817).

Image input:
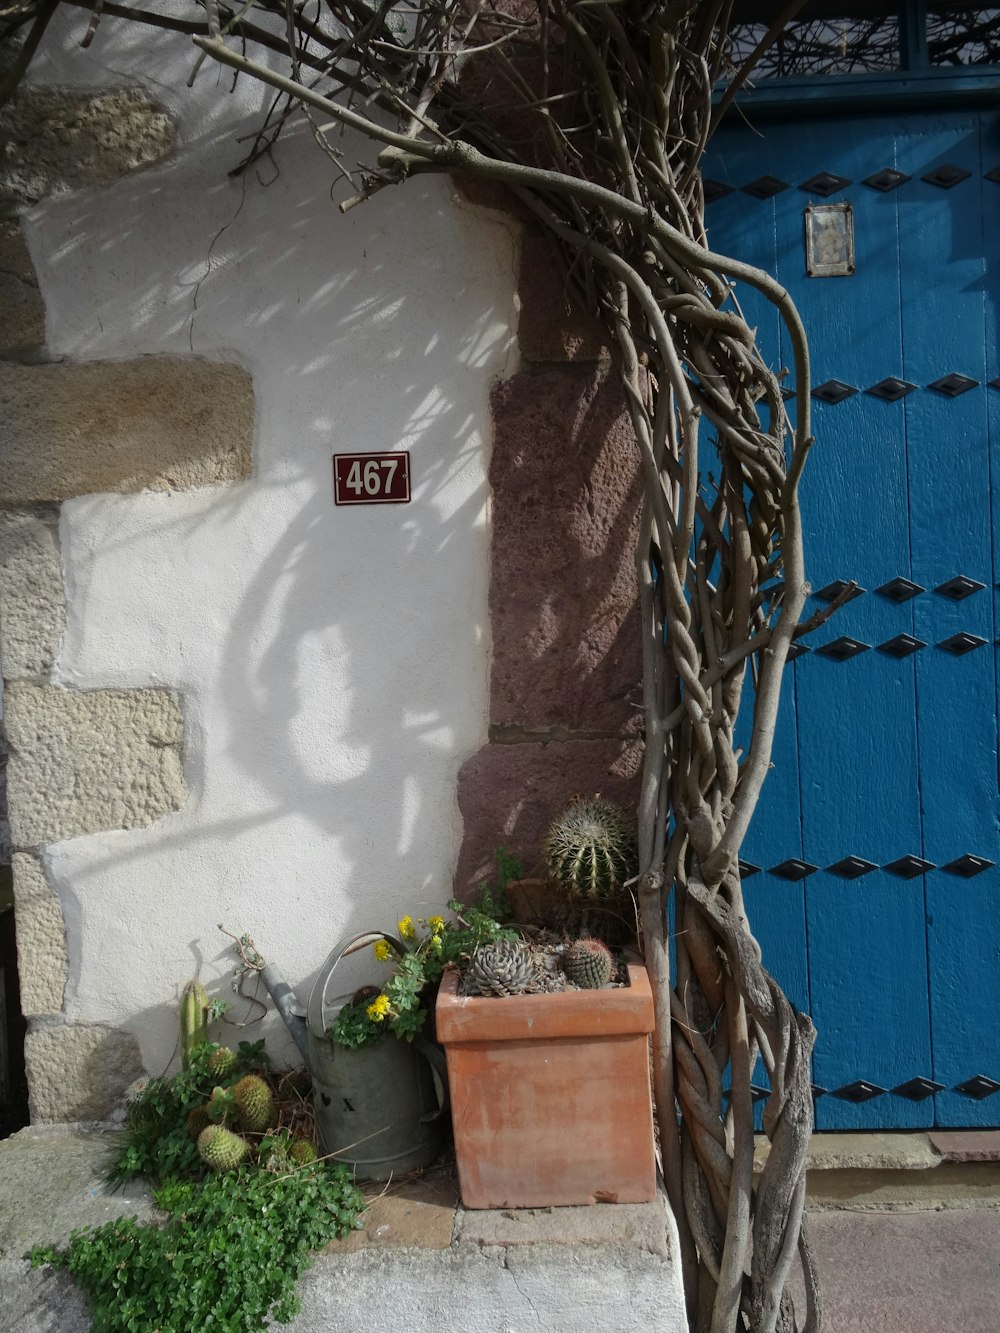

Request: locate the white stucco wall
(20, 10), (518, 1069)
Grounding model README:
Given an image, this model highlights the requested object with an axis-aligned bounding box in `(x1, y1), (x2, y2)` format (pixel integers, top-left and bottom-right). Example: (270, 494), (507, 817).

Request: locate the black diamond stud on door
(884, 855), (936, 878)
(866, 377), (917, 402)
(878, 634), (927, 658)
(934, 575), (985, 600)
(738, 860), (761, 878)
(769, 860), (819, 881)
(956, 1075), (1000, 1100)
(817, 636), (870, 660)
(892, 1078), (945, 1102)
(812, 380), (858, 404)
(826, 856), (878, 879)
(799, 172), (852, 197)
(928, 373), (979, 397)
(942, 855), (994, 877)
(921, 164), (972, 189)
(939, 632), (988, 655)
(832, 1080), (887, 1103)
(876, 577), (924, 602)
(814, 580), (864, 602)
(703, 179), (734, 205)
(863, 168), (910, 192)
(742, 175), (789, 199)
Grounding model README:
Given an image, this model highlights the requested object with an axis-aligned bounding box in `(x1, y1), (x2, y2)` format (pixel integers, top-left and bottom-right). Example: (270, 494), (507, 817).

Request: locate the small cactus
(180, 980), (209, 1070)
(466, 940), (535, 997)
(234, 1074), (275, 1133)
(207, 1046), (237, 1081)
(197, 1124), (250, 1172)
(563, 937), (614, 989)
(290, 1140), (318, 1166)
(545, 796), (637, 899)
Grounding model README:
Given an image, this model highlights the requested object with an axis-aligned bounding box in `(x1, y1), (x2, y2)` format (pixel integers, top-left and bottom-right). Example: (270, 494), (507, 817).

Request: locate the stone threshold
(754, 1130), (1000, 1174)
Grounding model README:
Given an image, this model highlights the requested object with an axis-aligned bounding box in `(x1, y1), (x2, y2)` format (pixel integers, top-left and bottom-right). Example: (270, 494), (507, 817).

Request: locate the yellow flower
(366, 994), (391, 1022)
(427, 915), (445, 934)
(398, 915), (417, 943)
(373, 940), (392, 962)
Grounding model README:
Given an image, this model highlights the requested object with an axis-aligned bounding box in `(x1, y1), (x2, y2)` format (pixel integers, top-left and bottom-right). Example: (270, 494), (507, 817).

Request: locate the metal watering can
(261, 932), (448, 1181)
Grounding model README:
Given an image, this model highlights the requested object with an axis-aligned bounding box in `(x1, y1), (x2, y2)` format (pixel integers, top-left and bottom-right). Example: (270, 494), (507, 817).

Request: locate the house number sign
(333, 451), (411, 505)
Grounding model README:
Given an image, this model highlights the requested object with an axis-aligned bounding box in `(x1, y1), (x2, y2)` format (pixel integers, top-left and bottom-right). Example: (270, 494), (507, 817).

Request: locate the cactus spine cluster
(563, 937), (614, 989)
(545, 796), (638, 899)
(234, 1074), (276, 1133)
(180, 980), (209, 1070)
(197, 1124), (251, 1172)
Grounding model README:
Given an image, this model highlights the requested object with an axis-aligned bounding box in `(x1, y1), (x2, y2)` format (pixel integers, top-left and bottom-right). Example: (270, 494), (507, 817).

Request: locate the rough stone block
(0, 507), (64, 677)
(5, 683), (187, 847)
(0, 218), (44, 353)
(0, 86), (174, 207)
(517, 227), (606, 363)
(489, 366), (642, 733)
(0, 355), (254, 501)
(12, 852), (67, 1017)
(454, 738), (642, 893)
(24, 1019), (145, 1122)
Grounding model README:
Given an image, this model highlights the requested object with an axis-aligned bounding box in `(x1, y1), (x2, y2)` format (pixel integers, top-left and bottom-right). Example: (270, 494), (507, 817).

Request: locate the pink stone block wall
(455, 229), (643, 893)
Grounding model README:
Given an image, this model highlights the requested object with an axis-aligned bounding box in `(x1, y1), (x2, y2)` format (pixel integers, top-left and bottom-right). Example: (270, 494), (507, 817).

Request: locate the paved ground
(2, 1124), (1000, 1330)
(799, 1208), (1000, 1333)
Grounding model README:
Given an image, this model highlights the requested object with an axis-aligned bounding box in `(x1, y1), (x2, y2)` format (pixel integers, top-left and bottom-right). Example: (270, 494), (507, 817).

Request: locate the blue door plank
(897, 114), (1000, 1128)
(704, 130), (811, 1027)
(762, 118), (931, 1128)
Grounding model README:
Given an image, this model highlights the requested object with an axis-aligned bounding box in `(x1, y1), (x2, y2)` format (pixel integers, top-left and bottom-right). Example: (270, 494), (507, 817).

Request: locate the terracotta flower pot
(435, 962), (657, 1208)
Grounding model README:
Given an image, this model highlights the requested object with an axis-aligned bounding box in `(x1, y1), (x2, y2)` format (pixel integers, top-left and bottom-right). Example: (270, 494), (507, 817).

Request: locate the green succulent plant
(544, 796), (638, 899)
(234, 1075), (275, 1133)
(563, 937), (614, 989)
(197, 1124), (250, 1172)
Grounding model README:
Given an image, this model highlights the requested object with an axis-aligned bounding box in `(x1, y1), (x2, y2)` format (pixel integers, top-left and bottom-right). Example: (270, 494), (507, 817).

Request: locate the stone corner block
(0, 218), (45, 355)
(0, 355), (254, 502)
(12, 852), (67, 1017)
(454, 738), (642, 895)
(517, 227), (607, 364)
(489, 367), (641, 733)
(0, 507), (65, 678)
(0, 85), (175, 208)
(5, 683), (187, 848)
(25, 1020), (145, 1122)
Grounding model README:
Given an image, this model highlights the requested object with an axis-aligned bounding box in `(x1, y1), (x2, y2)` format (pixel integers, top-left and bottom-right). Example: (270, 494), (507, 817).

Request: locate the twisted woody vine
(1, 2), (853, 1329)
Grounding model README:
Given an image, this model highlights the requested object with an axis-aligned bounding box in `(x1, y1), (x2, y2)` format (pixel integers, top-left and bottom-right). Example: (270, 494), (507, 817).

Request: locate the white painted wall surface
(24, 9), (517, 1068)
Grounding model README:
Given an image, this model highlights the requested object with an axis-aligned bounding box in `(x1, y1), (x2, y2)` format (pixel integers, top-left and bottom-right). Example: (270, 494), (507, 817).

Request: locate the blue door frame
(705, 107), (1000, 1130)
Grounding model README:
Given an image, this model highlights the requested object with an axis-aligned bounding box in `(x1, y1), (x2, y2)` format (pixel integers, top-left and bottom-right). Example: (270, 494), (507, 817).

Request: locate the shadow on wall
(24, 12), (642, 1066)
(31, 90), (521, 1052)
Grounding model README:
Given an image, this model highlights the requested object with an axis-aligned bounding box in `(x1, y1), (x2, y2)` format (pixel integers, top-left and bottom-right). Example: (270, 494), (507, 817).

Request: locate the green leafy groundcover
(33, 1166), (364, 1333)
(30, 1042), (365, 1333)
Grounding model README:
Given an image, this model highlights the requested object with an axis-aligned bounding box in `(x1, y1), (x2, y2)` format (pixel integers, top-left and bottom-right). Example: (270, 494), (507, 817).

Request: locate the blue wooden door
(705, 108), (1000, 1130)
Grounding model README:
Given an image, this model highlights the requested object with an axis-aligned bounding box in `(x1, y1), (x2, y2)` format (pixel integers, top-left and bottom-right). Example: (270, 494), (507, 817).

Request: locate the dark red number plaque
(333, 452), (411, 505)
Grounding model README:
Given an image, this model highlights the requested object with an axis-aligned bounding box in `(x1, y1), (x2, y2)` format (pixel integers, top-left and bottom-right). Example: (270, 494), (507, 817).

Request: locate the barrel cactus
(466, 940), (535, 997)
(207, 1045), (237, 1080)
(234, 1074), (276, 1133)
(544, 796), (638, 899)
(197, 1124), (250, 1172)
(563, 937), (614, 989)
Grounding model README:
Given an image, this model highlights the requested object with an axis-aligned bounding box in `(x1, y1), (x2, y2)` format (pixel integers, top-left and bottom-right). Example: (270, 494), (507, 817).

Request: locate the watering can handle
(414, 1036), (450, 1122)
(306, 931), (405, 1037)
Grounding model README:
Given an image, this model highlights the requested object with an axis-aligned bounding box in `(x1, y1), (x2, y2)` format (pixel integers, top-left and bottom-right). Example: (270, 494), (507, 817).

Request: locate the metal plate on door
(805, 202), (855, 277)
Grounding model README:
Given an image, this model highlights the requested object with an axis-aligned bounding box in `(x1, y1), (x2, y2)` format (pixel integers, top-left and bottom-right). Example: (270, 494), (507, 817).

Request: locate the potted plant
(436, 799), (657, 1209)
(252, 877), (519, 1180)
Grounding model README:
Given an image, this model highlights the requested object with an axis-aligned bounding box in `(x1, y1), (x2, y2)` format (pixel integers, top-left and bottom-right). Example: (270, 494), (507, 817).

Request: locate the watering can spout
(260, 962), (310, 1059)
